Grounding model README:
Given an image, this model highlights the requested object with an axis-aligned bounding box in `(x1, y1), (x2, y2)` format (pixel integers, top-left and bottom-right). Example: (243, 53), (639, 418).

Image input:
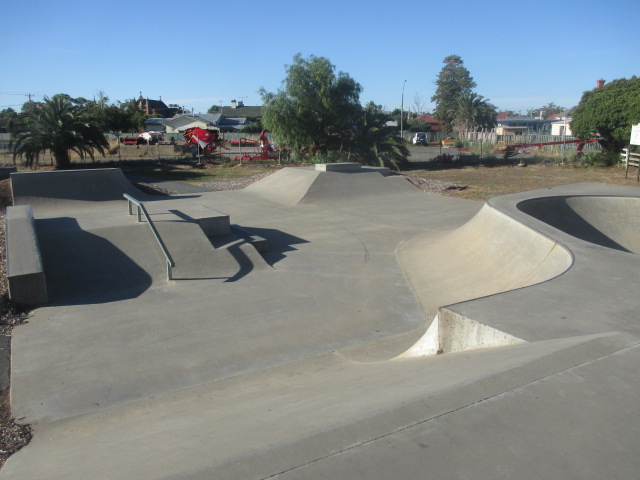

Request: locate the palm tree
(11, 95), (108, 169)
(454, 92), (497, 133)
(350, 111), (410, 170)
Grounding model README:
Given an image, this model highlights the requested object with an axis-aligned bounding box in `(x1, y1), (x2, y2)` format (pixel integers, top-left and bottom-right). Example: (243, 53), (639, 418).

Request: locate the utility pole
(400, 80), (407, 142)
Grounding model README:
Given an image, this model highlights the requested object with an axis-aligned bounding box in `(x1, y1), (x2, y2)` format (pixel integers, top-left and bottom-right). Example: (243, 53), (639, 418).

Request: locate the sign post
(630, 123), (640, 146)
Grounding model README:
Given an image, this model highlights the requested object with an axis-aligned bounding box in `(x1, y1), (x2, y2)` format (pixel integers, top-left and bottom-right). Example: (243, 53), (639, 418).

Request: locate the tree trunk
(53, 149), (71, 169)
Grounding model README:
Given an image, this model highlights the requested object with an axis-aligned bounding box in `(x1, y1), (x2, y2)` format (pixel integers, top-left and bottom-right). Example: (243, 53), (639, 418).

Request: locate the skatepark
(2, 164), (640, 479)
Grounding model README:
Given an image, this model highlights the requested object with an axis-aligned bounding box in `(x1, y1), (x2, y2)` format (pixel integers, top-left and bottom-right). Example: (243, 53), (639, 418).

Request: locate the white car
(412, 132), (428, 145)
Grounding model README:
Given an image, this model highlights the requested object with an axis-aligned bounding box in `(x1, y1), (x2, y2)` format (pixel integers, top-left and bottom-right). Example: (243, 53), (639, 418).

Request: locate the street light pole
(400, 80), (407, 142)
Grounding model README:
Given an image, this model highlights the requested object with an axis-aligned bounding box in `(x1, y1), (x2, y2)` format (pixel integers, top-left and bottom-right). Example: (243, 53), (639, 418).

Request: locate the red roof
(416, 114), (444, 130)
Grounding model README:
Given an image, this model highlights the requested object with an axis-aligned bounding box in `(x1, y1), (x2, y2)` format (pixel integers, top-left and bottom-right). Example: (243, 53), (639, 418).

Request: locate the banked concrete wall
(398, 203), (573, 357)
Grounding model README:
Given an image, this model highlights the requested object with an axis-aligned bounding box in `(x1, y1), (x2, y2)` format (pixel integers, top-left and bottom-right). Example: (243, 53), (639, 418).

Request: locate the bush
(570, 151), (620, 167)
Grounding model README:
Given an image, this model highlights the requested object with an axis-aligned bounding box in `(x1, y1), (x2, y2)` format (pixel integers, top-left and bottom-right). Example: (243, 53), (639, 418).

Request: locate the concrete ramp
(518, 195), (640, 254)
(243, 166), (419, 206)
(243, 167), (321, 206)
(11, 168), (146, 212)
(342, 203), (574, 362)
(398, 203), (573, 322)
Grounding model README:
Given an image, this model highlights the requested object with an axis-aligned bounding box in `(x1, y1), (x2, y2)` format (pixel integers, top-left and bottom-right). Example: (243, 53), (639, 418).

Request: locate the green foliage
(571, 77), (640, 153)
(240, 123), (263, 133)
(454, 92), (496, 133)
(571, 151), (620, 167)
(431, 55), (476, 131)
(10, 95), (108, 169)
(0, 108), (18, 132)
(260, 53), (362, 151)
(407, 117), (432, 132)
(528, 102), (566, 116)
(348, 110), (410, 170)
(207, 105), (220, 114)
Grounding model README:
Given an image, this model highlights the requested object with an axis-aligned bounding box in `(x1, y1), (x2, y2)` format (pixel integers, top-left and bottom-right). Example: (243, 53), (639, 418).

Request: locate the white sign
(631, 123), (640, 146)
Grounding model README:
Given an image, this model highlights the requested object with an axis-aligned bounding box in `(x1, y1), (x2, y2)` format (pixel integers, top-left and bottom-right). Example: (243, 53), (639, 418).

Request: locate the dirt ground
(404, 162), (640, 200)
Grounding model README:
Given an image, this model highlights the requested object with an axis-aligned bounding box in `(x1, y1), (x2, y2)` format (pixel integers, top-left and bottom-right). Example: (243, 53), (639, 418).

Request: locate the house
(155, 113), (248, 134)
(416, 114), (444, 131)
(220, 100), (262, 121)
(495, 113), (554, 135)
(162, 114), (223, 134)
(549, 109), (575, 136)
(136, 94), (173, 117)
(144, 118), (170, 132)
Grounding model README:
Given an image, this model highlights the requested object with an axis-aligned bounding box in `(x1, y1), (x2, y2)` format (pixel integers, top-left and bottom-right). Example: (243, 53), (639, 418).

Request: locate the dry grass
(405, 163), (640, 201)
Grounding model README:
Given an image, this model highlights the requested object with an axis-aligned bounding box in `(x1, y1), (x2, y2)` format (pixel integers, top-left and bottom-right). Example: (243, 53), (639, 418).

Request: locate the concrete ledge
(315, 163), (362, 172)
(231, 225), (269, 253)
(179, 206), (230, 236)
(5, 205), (48, 305)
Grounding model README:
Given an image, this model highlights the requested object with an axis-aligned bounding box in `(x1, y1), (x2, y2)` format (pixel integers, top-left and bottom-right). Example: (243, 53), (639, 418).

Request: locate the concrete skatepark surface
(3, 167), (640, 479)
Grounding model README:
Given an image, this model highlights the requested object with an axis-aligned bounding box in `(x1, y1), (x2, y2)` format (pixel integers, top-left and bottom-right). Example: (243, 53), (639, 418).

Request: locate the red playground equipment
(235, 130), (279, 161)
(183, 127), (226, 160)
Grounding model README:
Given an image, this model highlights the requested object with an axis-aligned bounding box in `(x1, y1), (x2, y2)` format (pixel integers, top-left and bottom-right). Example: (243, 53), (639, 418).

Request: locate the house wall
(551, 121), (573, 136)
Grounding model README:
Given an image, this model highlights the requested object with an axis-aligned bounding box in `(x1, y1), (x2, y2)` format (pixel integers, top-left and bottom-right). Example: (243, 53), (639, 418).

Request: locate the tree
(571, 77), (640, 153)
(260, 54), (362, 151)
(431, 55), (476, 131)
(454, 92), (497, 133)
(0, 108), (18, 133)
(207, 105), (220, 114)
(527, 102), (566, 117)
(114, 99), (150, 132)
(407, 116), (432, 133)
(11, 95), (108, 169)
(412, 93), (427, 114)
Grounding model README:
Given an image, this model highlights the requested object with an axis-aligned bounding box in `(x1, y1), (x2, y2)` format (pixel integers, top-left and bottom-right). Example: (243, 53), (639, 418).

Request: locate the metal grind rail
(123, 194), (176, 280)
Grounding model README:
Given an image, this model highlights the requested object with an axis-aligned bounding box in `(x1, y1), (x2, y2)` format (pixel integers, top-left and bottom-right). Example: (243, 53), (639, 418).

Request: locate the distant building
(495, 113), (554, 135)
(220, 100), (263, 120)
(549, 109), (575, 136)
(153, 113), (249, 133)
(416, 114), (444, 132)
(136, 94), (173, 117)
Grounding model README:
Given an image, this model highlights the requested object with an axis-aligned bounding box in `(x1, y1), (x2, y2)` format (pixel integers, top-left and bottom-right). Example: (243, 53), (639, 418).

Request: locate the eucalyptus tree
(11, 95), (108, 169)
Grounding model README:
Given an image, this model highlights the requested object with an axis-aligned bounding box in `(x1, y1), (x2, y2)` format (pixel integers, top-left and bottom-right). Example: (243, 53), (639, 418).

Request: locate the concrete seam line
(262, 338), (640, 479)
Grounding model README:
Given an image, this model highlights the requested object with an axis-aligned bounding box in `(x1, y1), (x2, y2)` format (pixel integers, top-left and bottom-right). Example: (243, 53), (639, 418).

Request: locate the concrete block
(5, 205), (48, 305)
(231, 224), (269, 253)
(315, 163), (362, 172)
(180, 206), (230, 237)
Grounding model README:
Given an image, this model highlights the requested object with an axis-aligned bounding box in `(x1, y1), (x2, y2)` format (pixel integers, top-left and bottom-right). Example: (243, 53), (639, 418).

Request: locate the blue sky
(1, 0), (639, 115)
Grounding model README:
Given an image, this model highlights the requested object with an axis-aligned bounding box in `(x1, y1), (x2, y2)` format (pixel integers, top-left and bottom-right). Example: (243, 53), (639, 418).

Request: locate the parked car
(412, 132), (429, 145)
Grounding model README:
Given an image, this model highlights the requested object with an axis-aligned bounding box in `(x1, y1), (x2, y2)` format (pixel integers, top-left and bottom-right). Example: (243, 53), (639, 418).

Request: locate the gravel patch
(194, 171), (277, 191)
(403, 175), (467, 194)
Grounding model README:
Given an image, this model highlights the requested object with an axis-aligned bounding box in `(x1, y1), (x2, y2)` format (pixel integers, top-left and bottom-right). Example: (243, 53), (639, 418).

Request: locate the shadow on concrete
(36, 218), (153, 305)
(234, 227), (309, 266)
(518, 198), (633, 253)
(224, 242), (257, 283)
